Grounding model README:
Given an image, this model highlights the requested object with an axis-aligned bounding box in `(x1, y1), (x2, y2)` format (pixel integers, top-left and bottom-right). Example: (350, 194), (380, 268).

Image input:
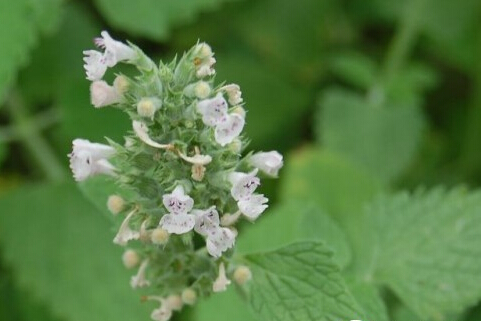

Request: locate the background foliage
(0, 0), (481, 320)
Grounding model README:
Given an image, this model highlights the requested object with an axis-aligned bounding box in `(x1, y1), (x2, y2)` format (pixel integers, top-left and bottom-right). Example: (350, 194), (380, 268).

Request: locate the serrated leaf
(0, 0), (63, 102)
(317, 87), (425, 183)
(244, 241), (364, 321)
(365, 187), (481, 320)
(0, 183), (151, 321)
(237, 201), (352, 268)
(93, 0), (236, 41)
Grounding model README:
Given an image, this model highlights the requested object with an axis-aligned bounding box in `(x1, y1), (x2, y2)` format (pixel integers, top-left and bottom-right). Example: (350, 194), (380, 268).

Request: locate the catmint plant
(68, 31), (283, 321)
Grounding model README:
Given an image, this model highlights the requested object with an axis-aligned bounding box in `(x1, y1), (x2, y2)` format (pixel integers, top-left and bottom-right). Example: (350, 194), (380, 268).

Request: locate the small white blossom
(122, 249), (140, 269)
(228, 169), (260, 201)
(178, 151), (212, 165)
(94, 30), (136, 67)
(151, 227), (170, 245)
(132, 120), (173, 149)
(228, 169), (268, 220)
(83, 50), (107, 81)
(250, 151), (283, 177)
(151, 305), (172, 321)
(166, 295), (183, 311)
(193, 43), (216, 78)
(159, 186), (196, 234)
(68, 139), (116, 181)
(196, 94), (228, 126)
(113, 209), (140, 246)
(213, 262), (231, 292)
(130, 259), (151, 288)
(194, 81), (211, 99)
(181, 288), (197, 306)
(107, 195), (125, 215)
(90, 80), (122, 107)
(214, 113), (245, 146)
(194, 207), (235, 257)
(220, 84), (243, 105)
(238, 194), (268, 220)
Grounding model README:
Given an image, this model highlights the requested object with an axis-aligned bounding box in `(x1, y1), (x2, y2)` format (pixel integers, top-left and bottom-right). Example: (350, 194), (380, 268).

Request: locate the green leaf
(93, 0), (237, 41)
(215, 54), (310, 151)
(317, 87), (425, 183)
(344, 278), (389, 321)
(280, 147), (382, 219)
(244, 241), (364, 321)
(366, 187), (481, 320)
(237, 201), (352, 268)
(0, 0), (63, 102)
(328, 52), (378, 89)
(195, 287), (257, 321)
(0, 183), (151, 321)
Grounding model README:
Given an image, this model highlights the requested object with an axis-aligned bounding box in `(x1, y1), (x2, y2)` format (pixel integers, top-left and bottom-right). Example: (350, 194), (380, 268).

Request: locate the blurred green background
(0, 0), (481, 320)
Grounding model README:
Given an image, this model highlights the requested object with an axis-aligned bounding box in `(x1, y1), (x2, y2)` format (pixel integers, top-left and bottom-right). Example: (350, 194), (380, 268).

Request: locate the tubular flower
(68, 139), (116, 181)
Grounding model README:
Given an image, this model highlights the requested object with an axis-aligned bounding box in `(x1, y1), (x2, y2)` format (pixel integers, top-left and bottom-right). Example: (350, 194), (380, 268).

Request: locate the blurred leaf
(329, 51), (378, 89)
(93, 0), (237, 41)
(280, 147), (382, 218)
(216, 54), (310, 151)
(231, 0), (353, 84)
(279, 147), (382, 272)
(0, 0), (63, 102)
(237, 201), (352, 268)
(244, 241), (364, 321)
(0, 183), (151, 321)
(463, 302), (481, 321)
(195, 286), (257, 321)
(0, 256), (63, 321)
(317, 87), (425, 183)
(345, 279), (389, 321)
(0, 143), (6, 167)
(365, 187), (481, 320)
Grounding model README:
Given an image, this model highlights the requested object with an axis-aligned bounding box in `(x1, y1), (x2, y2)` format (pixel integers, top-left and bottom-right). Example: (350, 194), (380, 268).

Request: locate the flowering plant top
(69, 31), (283, 321)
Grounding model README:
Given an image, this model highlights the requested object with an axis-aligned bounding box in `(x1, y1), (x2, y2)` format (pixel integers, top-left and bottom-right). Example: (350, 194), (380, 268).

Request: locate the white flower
(159, 186), (195, 234)
(214, 113), (245, 146)
(193, 43), (216, 78)
(228, 169), (268, 220)
(151, 304), (172, 321)
(193, 207), (235, 257)
(113, 208), (140, 246)
(178, 151), (212, 165)
(250, 151), (283, 177)
(196, 94), (228, 126)
(94, 31), (136, 67)
(90, 80), (122, 107)
(238, 194), (268, 220)
(213, 262), (231, 292)
(194, 81), (211, 99)
(68, 139), (116, 181)
(83, 50), (107, 81)
(132, 120), (173, 149)
(220, 84), (243, 105)
(130, 259), (150, 288)
(228, 169), (260, 201)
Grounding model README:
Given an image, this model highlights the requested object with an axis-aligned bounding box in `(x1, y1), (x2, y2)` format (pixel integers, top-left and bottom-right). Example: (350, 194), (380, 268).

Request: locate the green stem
(6, 90), (67, 182)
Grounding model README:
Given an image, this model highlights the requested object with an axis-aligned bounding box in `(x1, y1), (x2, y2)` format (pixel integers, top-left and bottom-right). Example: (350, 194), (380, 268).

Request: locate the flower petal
(238, 194), (268, 220)
(214, 113), (245, 146)
(196, 94), (228, 126)
(162, 186), (194, 214)
(159, 213), (195, 234)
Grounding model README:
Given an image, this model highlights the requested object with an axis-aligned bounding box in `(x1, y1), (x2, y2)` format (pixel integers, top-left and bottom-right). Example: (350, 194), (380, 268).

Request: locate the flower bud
(213, 262), (231, 292)
(231, 106), (246, 119)
(228, 138), (242, 154)
(122, 249), (140, 269)
(137, 97), (162, 119)
(194, 81), (211, 99)
(166, 295), (183, 311)
(181, 288), (197, 306)
(113, 75), (130, 94)
(233, 265), (252, 285)
(249, 151), (283, 177)
(107, 194), (125, 215)
(151, 227), (170, 245)
(90, 80), (122, 108)
(191, 164), (206, 181)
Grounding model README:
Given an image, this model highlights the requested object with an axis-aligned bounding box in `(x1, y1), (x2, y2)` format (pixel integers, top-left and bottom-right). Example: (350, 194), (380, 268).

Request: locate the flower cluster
(69, 31), (283, 321)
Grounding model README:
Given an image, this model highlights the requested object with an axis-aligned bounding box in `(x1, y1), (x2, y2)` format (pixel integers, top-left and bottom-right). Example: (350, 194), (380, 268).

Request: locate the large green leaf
(317, 87), (425, 183)
(244, 242), (364, 321)
(195, 287), (257, 321)
(237, 201), (352, 268)
(345, 278), (389, 321)
(0, 0), (63, 102)
(93, 0), (237, 41)
(365, 187), (481, 320)
(0, 183), (151, 321)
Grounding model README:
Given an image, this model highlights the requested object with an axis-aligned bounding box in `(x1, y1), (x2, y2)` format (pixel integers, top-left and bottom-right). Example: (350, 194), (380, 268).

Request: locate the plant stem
(6, 90), (67, 182)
